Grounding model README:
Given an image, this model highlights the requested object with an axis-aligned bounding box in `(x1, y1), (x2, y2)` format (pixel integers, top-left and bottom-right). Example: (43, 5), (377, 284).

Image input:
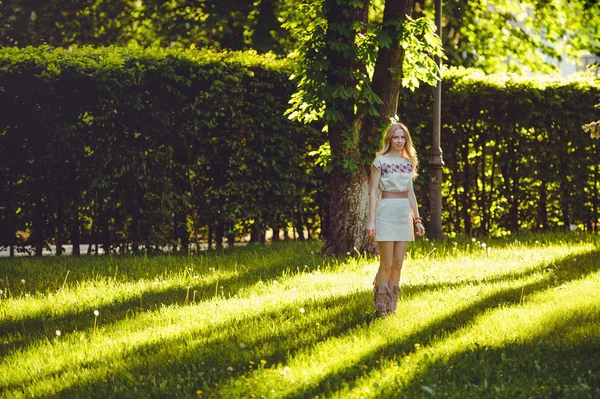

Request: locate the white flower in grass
(239, 343), (246, 349)
(227, 366), (233, 372)
(481, 242), (487, 249)
(55, 330), (61, 337)
(471, 237), (476, 242)
(346, 252), (351, 256)
(299, 308), (305, 314)
(94, 310), (99, 316)
(21, 279), (25, 284)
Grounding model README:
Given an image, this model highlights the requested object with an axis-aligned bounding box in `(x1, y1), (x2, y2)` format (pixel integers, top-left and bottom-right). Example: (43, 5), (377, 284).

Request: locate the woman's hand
(366, 221), (376, 238)
(416, 222), (425, 237)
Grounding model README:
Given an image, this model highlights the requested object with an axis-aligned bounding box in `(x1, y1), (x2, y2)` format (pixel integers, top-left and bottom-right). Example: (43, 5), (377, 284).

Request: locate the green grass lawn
(1, 233), (599, 398)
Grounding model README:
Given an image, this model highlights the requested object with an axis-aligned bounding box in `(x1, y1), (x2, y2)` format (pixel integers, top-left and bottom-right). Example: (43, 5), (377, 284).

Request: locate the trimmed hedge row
(0, 46), (325, 255)
(401, 68), (600, 236)
(1, 46), (598, 256)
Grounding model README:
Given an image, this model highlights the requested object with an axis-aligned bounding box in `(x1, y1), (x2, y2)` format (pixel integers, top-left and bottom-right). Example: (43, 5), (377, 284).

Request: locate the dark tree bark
(460, 130), (472, 235)
(323, 0), (415, 255)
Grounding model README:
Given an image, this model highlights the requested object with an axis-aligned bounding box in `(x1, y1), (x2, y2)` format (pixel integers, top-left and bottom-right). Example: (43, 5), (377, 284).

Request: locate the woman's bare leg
(387, 241), (409, 313)
(375, 241), (395, 285)
(390, 241), (409, 284)
(373, 241), (394, 315)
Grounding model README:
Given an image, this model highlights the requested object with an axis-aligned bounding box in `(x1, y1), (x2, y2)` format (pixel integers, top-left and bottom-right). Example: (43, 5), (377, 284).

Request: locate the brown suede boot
(388, 282), (401, 313)
(373, 283), (390, 317)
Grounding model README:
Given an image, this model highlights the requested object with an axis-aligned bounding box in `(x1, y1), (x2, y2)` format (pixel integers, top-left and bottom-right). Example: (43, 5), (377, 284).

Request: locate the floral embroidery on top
(381, 162), (412, 174)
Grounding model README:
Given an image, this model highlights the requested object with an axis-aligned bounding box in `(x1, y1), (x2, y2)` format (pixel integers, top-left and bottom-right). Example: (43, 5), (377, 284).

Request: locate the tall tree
(286, 0), (442, 254)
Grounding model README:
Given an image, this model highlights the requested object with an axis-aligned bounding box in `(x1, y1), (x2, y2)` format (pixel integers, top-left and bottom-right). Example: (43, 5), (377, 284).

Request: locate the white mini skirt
(375, 198), (414, 242)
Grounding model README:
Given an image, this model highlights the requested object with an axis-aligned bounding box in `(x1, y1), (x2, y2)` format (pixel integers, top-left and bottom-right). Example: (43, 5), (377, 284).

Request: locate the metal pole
(428, 0), (444, 240)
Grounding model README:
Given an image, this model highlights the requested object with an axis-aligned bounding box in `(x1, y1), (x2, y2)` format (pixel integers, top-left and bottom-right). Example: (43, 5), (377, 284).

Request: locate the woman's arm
(366, 166), (381, 238)
(408, 178), (425, 237)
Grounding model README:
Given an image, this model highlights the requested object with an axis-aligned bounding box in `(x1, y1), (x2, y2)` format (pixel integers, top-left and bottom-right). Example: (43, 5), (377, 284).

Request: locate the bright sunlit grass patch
(1, 233), (599, 398)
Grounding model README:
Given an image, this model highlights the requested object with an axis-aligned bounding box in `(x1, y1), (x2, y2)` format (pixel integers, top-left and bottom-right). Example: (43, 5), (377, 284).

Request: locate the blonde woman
(366, 122), (425, 317)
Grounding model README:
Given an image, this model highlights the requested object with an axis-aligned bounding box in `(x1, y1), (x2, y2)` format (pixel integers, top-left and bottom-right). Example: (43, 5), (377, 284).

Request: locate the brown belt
(382, 191), (408, 199)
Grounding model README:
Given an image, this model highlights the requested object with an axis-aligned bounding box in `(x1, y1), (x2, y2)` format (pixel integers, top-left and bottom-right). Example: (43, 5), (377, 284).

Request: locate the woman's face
(390, 128), (406, 152)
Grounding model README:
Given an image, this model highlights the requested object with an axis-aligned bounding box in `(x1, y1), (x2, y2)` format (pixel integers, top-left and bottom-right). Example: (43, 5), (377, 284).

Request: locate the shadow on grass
(281, 248), (600, 399)
(3, 290), (375, 398)
(0, 236), (569, 356)
(391, 313), (600, 398)
(405, 242), (592, 298)
(2, 244), (598, 398)
(0, 241), (325, 356)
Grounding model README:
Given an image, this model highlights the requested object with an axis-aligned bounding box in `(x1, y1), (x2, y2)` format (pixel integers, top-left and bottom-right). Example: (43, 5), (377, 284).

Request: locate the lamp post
(428, 0), (444, 240)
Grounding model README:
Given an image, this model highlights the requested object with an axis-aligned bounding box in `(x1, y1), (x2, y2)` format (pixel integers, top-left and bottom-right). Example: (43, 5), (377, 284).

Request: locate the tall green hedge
(0, 46), (325, 256)
(401, 68), (600, 236)
(1, 47), (598, 256)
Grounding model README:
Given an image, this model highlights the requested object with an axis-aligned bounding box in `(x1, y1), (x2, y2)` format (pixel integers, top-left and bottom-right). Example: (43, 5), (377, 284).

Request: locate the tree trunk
(55, 206), (64, 256)
(559, 158), (570, 230)
(480, 140), (488, 235)
(173, 211), (188, 252)
(594, 154), (598, 233)
(461, 130), (472, 235)
(362, 0), (414, 152)
(324, 167), (374, 255)
(323, 0), (415, 255)
(71, 218), (81, 256)
(215, 223), (224, 249)
(294, 209), (305, 241)
(537, 178), (548, 230)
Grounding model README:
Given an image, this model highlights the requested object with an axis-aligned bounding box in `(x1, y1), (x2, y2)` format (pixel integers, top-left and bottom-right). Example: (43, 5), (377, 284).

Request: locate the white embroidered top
(372, 155), (414, 192)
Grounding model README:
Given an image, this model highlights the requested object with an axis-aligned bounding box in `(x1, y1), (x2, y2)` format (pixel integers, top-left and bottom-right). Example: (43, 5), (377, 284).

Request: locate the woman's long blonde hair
(376, 122), (419, 178)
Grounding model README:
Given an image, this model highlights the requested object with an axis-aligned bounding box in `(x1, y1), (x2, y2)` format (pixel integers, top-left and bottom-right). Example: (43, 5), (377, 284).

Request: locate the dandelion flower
(240, 343), (246, 349)
(21, 279), (26, 284)
(94, 310), (100, 316)
(299, 308), (305, 314)
(56, 330), (61, 336)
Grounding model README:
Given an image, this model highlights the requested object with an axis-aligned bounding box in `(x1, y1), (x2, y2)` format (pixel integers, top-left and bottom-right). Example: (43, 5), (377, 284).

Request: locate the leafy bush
(0, 46), (325, 255)
(400, 68), (600, 236)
